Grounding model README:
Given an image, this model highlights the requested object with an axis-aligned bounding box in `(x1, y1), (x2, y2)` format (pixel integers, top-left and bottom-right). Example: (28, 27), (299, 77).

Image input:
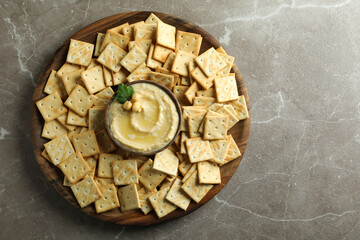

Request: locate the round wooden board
(30, 11), (251, 226)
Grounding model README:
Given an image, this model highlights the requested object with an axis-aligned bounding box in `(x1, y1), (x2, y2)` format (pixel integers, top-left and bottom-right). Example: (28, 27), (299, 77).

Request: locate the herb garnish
(115, 84), (135, 104)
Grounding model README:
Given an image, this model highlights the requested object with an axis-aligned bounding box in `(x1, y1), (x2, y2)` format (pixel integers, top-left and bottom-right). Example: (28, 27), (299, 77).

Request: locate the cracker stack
(36, 13), (249, 218)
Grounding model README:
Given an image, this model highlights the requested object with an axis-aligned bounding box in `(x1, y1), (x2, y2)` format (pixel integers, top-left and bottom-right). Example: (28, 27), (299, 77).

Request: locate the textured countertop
(1, 0), (360, 239)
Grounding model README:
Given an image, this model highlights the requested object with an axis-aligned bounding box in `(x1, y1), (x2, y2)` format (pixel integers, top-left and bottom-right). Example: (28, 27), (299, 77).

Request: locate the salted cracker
(97, 153), (123, 178)
(58, 152), (91, 184)
(173, 86), (189, 106)
(95, 184), (120, 213)
(185, 137), (213, 163)
(203, 115), (228, 140)
(145, 13), (162, 24)
(57, 63), (81, 78)
(226, 95), (249, 120)
(175, 30), (202, 56)
(171, 50), (195, 77)
(165, 178), (191, 210)
(97, 42), (127, 73)
(60, 69), (85, 95)
(162, 51), (176, 71)
(146, 44), (162, 69)
(178, 160), (193, 176)
(94, 33), (105, 57)
(138, 187), (156, 215)
(36, 92), (67, 122)
(99, 30), (129, 53)
(93, 87), (114, 106)
(118, 183), (141, 212)
(214, 76), (239, 102)
(193, 97), (216, 108)
(188, 113), (206, 138)
(57, 113), (76, 131)
(153, 149), (179, 176)
(181, 171), (213, 203)
(181, 163), (196, 183)
(112, 160), (138, 185)
(184, 82), (199, 104)
(220, 135), (241, 166)
(112, 69), (128, 85)
(110, 22), (129, 34)
(216, 105), (239, 130)
(64, 84), (97, 117)
(120, 45), (147, 72)
(134, 28), (154, 41)
(102, 66), (113, 86)
(191, 67), (214, 89)
(95, 177), (114, 187)
(88, 107), (106, 132)
(195, 47), (226, 77)
(129, 39), (152, 54)
(138, 159), (166, 191)
(149, 72), (174, 90)
(67, 110), (88, 127)
(96, 129), (117, 153)
(41, 119), (68, 139)
(156, 21), (176, 50)
(71, 176), (102, 208)
(197, 161), (221, 184)
(71, 130), (100, 157)
(44, 70), (67, 100)
(148, 187), (177, 218)
(153, 45), (173, 63)
(44, 134), (75, 165)
(209, 139), (229, 165)
(66, 39), (94, 66)
(127, 62), (151, 82)
(84, 156), (97, 178)
(196, 88), (215, 98)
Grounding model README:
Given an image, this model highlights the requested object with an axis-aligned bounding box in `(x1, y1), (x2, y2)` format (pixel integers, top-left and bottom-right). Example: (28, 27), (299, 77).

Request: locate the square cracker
(203, 115), (228, 140)
(95, 184), (120, 213)
(44, 70), (67, 100)
(138, 187), (156, 215)
(97, 153), (123, 178)
(44, 134), (75, 165)
(87, 59), (101, 70)
(99, 30), (129, 52)
(146, 44), (162, 69)
(165, 178), (191, 210)
(209, 139), (229, 165)
(71, 130), (100, 157)
(84, 156), (97, 178)
(64, 84), (97, 117)
(138, 158), (166, 191)
(148, 187), (177, 218)
(71, 176), (102, 208)
(129, 39), (152, 54)
(113, 160), (138, 185)
(195, 47), (227, 77)
(156, 21), (176, 50)
(178, 160), (193, 176)
(196, 88), (215, 98)
(103, 66), (113, 87)
(110, 22), (129, 34)
(180, 132), (189, 154)
(81, 65), (106, 95)
(175, 30), (202, 56)
(188, 113), (206, 138)
(60, 68), (85, 95)
(57, 113), (76, 131)
(67, 110), (88, 127)
(66, 39), (94, 67)
(153, 45), (173, 63)
(149, 72), (174, 90)
(41, 119), (68, 139)
(94, 87), (114, 106)
(153, 149), (179, 176)
(95, 177), (114, 187)
(181, 171), (213, 203)
(118, 183), (141, 212)
(112, 69), (128, 85)
(198, 110), (225, 133)
(216, 105), (239, 130)
(56, 63), (81, 78)
(58, 152), (91, 184)
(181, 163), (196, 183)
(173, 86), (189, 106)
(185, 137), (213, 163)
(88, 107), (106, 133)
(96, 129), (117, 153)
(36, 92), (67, 122)
(97, 42), (127, 72)
(120, 45), (147, 72)
(162, 51), (176, 70)
(94, 33), (105, 57)
(197, 161), (221, 184)
(184, 82), (200, 104)
(220, 135), (241, 166)
(191, 67), (214, 89)
(214, 76), (239, 102)
(127, 62), (151, 82)
(171, 50), (195, 77)
(216, 46), (227, 54)
(134, 28), (154, 41)
(226, 95), (249, 120)
(145, 13), (162, 24)
(193, 97), (216, 108)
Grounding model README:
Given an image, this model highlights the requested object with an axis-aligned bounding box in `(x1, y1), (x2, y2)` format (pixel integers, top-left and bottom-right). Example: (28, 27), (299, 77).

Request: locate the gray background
(1, 0), (360, 239)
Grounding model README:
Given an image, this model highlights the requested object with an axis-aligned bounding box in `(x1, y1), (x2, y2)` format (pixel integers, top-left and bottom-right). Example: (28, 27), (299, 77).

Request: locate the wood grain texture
(30, 11), (251, 225)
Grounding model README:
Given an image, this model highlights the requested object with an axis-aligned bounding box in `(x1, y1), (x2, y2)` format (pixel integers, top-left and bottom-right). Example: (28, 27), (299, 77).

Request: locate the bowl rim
(105, 80), (183, 156)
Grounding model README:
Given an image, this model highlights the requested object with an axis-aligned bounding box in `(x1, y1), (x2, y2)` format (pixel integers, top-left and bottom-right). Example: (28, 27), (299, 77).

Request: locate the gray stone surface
(1, 0), (360, 239)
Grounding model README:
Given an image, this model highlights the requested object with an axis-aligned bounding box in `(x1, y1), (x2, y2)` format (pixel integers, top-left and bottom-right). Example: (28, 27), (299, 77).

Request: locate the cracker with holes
(71, 130), (100, 157)
(120, 45), (147, 72)
(188, 113), (206, 138)
(81, 65), (106, 94)
(163, 51), (176, 70)
(57, 63), (81, 78)
(184, 82), (200, 104)
(191, 67), (214, 89)
(197, 161), (221, 184)
(209, 139), (229, 165)
(66, 39), (94, 66)
(149, 72), (174, 89)
(153, 149), (179, 176)
(36, 92), (67, 122)
(195, 47), (226, 77)
(112, 69), (127, 85)
(178, 160), (193, 176)
(95, 177), (114, 187)
(146, 44), (162, 69)
(44, 134), (75, 165)
(96, 129), (117, 153)
(153, 45), (172, 63)
(203, 115), (228, 140)
(44, 70), (67, 100)
(214, 76), (239, 102)
(84, 157), (97, 178)
(99, 30), (129, 52)
(185, 137), (213, 163)
(110, 22), (129, 34)
(97, 153), (123, 178)
(41, 119), (68, 140)
(220, 135), (241, 166)
(171, 50), (195, 77)
(87, 59), (100, 70)
(71, 176), (102, 208)
(216, 105), (239, 130)
(196, 88), (215, 98)
(138, 159), (166, 191)
(88, 107), (106, 132)
(134, 28), (154, 41)
(145, 13), (162, 24)
(95, 183), (120, 213)
(173, 86), (189, 106)
(94, 33), (105, 57)
(58, 152), (91, 184)
(193, 97), (216, 108)
(64, 85), (97, 117)
(103, 66), (113, 86)
(118, 183), (141, 212)
(156, 21), (176, 50)
(181, 171), (213, 203)
(148, 187), (177, 218)
(112, 160), (138, 185)
(57, 113), (76, 131)
(175, 30), (202, 56)
(127, 62), (151, 82)
(165, 178), (191, 210)
(226, 95), (249, 120)
(67, 110), (88, 127)
(93, 87), (114, 106)
(97, 42), (127, 72)
(138, 187), (156, 215)
(129, 39), (152, 54)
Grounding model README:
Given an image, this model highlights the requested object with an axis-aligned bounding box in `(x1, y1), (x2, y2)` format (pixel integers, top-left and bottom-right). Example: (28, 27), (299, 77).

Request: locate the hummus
(109, 82), (180, 153)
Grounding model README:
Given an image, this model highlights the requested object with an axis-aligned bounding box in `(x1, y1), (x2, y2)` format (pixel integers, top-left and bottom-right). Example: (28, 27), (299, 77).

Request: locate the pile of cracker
(36, 13), (249, 218)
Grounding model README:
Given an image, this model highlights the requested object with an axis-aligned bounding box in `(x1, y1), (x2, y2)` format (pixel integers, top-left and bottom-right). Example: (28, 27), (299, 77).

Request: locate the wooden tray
(30, 11), (251, 225)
